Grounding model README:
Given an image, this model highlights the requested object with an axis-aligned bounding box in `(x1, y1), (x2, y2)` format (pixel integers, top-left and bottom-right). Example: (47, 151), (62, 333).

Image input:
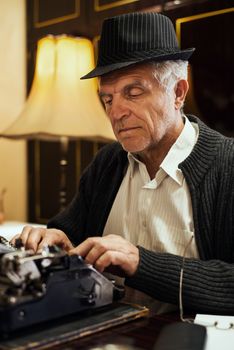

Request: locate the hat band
(98, 48), (186, 65)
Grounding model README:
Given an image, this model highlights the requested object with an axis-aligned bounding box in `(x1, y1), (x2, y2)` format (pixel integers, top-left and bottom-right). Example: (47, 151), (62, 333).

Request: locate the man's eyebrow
(124, 81), (145, 89)
(131, 79), (144, 85)
(98, 91), (112, 99)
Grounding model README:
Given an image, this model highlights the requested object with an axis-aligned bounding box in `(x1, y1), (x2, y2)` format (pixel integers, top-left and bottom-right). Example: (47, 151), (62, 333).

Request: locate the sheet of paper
(195, 314), (234, 350)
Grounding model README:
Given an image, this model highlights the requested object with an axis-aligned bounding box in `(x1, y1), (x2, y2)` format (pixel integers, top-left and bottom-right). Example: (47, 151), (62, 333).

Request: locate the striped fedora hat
(81, 12), (195, 79)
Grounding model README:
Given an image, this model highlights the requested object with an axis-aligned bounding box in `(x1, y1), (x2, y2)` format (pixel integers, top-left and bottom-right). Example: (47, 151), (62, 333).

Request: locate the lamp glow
(1, 35), (115, 142)
(0, 35), (115, 211)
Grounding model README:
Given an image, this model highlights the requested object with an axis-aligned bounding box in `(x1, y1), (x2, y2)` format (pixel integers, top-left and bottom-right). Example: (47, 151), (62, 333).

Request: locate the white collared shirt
(103, 116), (199, 312)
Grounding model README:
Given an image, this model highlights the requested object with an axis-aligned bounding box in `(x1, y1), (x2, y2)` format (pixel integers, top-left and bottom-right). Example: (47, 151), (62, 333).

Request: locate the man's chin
(120, 141), (147, 154)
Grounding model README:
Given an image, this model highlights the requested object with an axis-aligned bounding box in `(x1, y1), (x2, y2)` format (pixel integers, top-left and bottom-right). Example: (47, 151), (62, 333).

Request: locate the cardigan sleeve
(125, 246), (234, 314)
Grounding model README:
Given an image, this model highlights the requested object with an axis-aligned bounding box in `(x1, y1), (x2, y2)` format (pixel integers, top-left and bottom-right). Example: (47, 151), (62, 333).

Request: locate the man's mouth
(118, 127), (140, 134)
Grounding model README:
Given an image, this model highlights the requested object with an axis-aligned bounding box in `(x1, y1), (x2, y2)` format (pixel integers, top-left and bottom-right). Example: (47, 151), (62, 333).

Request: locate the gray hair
(149, 60), (188, 94)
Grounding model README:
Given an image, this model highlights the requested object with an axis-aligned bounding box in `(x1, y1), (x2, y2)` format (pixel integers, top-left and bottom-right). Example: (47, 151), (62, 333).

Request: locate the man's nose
(109, 96), (130, 121)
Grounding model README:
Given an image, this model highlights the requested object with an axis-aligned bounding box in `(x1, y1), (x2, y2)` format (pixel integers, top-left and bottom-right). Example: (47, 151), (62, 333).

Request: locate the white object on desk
(195, 314), (234, 350)
(0, 221), (46, 241)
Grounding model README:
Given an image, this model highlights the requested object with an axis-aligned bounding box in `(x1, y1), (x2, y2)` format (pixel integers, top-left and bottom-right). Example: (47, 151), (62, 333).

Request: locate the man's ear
(174, 79), (189, 110)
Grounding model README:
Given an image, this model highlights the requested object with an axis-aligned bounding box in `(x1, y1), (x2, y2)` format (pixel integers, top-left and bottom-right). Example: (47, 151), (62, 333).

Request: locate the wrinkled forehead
(99, 61), (155, 87)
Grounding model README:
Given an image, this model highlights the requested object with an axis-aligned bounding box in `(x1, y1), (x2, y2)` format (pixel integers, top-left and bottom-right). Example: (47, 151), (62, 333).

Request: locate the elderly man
(13, 12), (234, 314)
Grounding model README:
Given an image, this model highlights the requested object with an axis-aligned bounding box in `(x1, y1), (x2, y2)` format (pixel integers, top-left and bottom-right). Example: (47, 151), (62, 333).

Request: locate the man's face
(99, 64), (182, 154)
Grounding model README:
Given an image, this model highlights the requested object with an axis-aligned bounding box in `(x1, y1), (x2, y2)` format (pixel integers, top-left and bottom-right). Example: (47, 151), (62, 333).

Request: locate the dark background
(26, 0), (234, 223)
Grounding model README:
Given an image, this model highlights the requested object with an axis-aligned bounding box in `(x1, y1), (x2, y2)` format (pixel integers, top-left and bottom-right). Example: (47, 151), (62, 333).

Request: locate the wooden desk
(51, 312), (178, 350)
(0, 307), (179, 350)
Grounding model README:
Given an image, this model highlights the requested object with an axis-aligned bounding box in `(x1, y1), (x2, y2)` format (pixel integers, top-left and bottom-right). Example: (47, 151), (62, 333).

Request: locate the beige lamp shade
(0, 35), (115, 142)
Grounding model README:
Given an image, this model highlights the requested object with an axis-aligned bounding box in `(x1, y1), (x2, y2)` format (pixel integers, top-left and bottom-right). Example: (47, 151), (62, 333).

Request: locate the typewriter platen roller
(0, 237), (124, 335)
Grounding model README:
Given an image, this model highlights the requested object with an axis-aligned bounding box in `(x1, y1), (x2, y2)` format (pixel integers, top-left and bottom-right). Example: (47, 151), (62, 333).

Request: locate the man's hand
(10, 226), (73, 252)
(69, 234), (139, 277)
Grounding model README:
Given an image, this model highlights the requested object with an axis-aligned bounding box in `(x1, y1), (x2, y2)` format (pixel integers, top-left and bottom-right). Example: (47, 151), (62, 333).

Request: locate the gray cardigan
(48, 115), (234, 314)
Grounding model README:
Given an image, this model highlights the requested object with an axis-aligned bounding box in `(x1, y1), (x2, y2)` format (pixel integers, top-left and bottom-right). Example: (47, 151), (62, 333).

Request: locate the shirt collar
(128, 152), (140, 177)
(160, 115), (198, 185)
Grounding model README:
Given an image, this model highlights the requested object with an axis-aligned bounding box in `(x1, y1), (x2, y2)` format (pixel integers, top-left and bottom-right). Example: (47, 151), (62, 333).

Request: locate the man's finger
(25, 228), (45, 251)
(17, 225), (34, 246)
(94, 250), (131, 277)
(10, 233), (21, 245)
(83, 244), (108, 265)
(69, 237), (100, 257)
(37, 229), (73, 252)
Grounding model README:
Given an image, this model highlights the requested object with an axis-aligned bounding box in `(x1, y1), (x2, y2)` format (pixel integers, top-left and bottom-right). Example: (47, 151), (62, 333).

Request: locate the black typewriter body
(0, 238), (124, 335)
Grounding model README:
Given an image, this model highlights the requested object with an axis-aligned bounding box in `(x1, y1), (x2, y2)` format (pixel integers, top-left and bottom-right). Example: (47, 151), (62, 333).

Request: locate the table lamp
(0, 35), (115, 210)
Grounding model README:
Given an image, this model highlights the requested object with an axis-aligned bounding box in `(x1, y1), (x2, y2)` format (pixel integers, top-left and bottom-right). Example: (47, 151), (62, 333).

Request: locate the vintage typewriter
(0, 236), (124, 336)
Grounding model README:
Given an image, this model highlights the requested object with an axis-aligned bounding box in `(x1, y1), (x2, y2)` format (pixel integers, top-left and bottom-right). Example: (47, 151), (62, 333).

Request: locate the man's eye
(104, 99), (112, 105)
(101, 97), (112, 106)
(128, 88), (144, 97)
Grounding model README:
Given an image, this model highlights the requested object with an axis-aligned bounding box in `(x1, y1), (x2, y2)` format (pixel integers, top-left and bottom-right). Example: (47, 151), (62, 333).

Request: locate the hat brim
(81, 48), (195, 79)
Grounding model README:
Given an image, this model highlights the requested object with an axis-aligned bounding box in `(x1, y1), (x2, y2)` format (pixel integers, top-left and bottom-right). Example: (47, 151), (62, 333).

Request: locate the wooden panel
(94, 0), (140, 12)
(28, 141), (79, 223)
(34, 0), (80, 28)
(176, 8), (234, 135)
